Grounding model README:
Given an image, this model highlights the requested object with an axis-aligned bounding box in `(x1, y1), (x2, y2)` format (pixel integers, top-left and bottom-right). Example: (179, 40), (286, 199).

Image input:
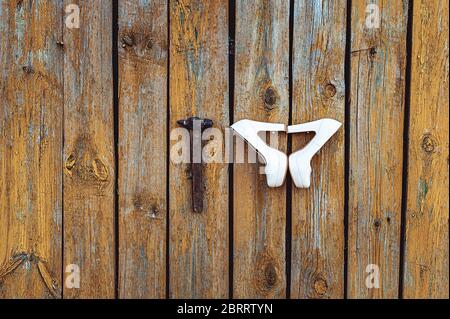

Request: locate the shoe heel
(230, 119), (288, 187)
(288, 118), (342, 188)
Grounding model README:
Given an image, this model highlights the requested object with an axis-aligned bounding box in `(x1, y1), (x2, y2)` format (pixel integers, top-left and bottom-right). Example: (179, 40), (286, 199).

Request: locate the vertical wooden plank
(403, 0), (449, 299)
(118, 0), (168, 299)
(233, 0), (288, 299)
(0, 0), (63, 298)
(348, 0), (408, 298)
(63, 0), (115, 298)
(169, 0), (229, 298)
(291, 0), (346, 299)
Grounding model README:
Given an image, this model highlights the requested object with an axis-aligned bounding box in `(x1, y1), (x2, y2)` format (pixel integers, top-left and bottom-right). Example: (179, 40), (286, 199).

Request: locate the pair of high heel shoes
(231, 119), (342, 188)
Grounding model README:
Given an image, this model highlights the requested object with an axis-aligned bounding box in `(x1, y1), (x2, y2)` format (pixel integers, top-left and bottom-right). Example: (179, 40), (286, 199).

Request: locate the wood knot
(254, 251), (279, 295)
(261, 86), (279, 110)
(421, 134), (437, 154)
(0, 252), (60, 298)
(133, 193), (162, 220)
(324, 83), (336, 98)
(419, 264), (429, 275)
(148, 207), (160, 219)
(22, 65), (34, 74)
(264, 87), (277, 106)
(65, 154), (76, 171)
(313, 278), (328, 295)
(145, 38), (153, 50)
(120, 29), (163, 64)
(92, 158), (108, 181)
(65, 134), (110, 186)
(263, 263), (277, 289)
(122, 33), (135, 48)
(369, 47), (377, 58)
(374, 218), (382, 229)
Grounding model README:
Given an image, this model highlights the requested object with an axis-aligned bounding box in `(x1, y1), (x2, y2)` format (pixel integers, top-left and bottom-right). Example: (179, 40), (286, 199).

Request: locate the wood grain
(118, 0), (168, 299)
(0, 0), (63, 299)
(63, 0), (115, 298)
(403, 0), (449, 299)
(233, 0), (289, 299)
(169, 0), (229, 298)
(348, 0), (408, 298)
(291, 0), (346, 299)
(0, 0), (448, 300)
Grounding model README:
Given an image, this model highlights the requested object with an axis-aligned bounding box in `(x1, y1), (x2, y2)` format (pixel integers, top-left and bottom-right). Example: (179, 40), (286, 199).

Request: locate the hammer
(177, 116), (213, 213)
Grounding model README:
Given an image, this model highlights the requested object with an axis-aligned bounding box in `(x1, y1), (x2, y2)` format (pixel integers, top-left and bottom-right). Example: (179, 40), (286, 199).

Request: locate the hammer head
(177, 117), (213, 131)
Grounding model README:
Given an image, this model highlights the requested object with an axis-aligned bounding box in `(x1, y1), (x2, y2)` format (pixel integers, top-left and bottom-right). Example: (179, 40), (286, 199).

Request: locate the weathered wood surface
(118, 0), (168, 299)
(291, 0), (346, 299)
(169, 0), (229, 298)
(0, 0), (63, 299)
(0, 0), (448, 299)
(403, 0), (449, 299)
(233, 0), (289, 299)
(348, 0), (408, 298)
(63, 0), (115, 298)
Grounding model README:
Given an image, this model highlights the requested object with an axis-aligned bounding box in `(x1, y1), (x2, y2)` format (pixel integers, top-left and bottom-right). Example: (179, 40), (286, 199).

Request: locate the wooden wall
(0, 0), (448, 299)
